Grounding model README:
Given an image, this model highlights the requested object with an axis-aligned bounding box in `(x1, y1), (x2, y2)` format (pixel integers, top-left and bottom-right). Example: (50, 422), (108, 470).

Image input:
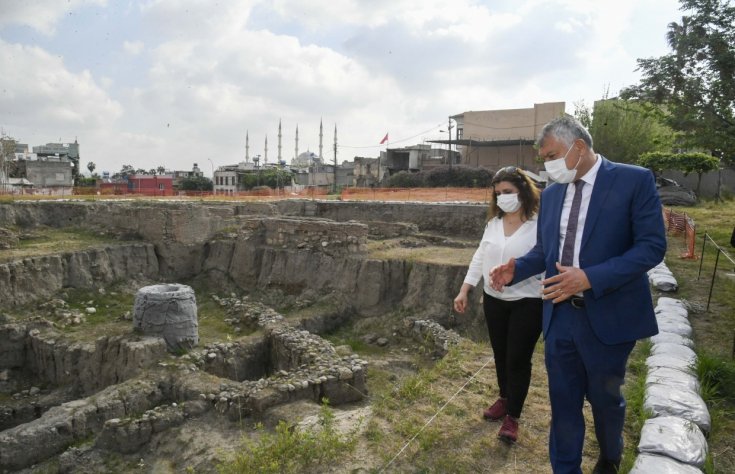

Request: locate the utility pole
(264, 135), (268, 164)
(448, 116), (453, 169)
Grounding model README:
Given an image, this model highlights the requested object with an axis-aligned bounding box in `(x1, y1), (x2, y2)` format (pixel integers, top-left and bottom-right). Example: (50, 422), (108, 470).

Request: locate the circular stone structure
(133, 283), (198, 352)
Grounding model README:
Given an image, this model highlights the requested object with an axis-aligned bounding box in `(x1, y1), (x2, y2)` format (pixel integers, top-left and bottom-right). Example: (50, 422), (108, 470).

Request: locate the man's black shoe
(592, 457), (620, 474)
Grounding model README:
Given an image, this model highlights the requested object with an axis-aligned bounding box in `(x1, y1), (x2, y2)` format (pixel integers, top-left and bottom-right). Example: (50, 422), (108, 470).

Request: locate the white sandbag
(650, 332), (694, 348)
(657, 297), (687, 309)
(656, 306), (689, 318)
(646, 353), (696, 372)
(657, 320), (693, 338)
(638, 416), (707, 467)
(656, 315), (691, 330)
(650, 274), (679, 292)
(647, 366), (701, 393)
(630, 453), (704, 474)
(650, 343), (697, 362)
(644, 384), (711, 433)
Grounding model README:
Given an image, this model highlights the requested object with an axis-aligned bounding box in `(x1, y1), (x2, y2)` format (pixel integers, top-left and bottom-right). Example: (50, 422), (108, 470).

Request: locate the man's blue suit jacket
(514, 157), (667, 345)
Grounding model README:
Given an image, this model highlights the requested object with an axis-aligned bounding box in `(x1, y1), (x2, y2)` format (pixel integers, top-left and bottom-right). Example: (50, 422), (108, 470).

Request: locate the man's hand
(541, 262), (591, 303)
(489, 258), (516, 291)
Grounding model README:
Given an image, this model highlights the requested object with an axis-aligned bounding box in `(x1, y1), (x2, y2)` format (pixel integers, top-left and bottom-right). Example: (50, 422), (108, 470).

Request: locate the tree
(622, 0), (735, 163)
(638, 151), (675, 177)
(675, 151), (720, 194)
(589, 99), (676, 164)
(573, 100), (593, 129)
(638, 151), (719, 194)
(157, 166), (166, 175)
(178, 176), (213, 191)
(87, 161), (96, 176)
(112, 164), (135, 180)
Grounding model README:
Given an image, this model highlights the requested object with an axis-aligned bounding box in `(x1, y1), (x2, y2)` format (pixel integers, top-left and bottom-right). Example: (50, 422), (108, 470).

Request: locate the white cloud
(0, 40), (123, 130)
(123, 40), (144, 55)
(0, 0), (107, 34)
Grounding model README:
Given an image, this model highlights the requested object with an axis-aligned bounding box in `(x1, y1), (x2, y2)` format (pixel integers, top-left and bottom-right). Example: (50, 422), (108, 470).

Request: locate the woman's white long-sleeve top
(463, 215), (543, 300)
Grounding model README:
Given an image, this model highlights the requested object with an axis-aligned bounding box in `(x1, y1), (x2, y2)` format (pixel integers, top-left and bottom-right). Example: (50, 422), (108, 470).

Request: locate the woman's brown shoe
(497, 415), (518, 444)
(482, 397), (507, 421)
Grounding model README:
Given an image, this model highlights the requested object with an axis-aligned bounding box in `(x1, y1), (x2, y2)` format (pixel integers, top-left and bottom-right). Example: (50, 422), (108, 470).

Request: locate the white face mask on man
(496, 193), (521, 213)
(544, 142), (581, 184)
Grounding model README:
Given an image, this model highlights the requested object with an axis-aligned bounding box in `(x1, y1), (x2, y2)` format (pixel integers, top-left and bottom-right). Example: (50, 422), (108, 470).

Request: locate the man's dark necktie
(561, 180), (585, 266)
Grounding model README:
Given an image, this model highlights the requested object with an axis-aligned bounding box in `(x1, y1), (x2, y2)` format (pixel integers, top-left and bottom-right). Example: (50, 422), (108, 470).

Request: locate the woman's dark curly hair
(487, 166), (540, 221)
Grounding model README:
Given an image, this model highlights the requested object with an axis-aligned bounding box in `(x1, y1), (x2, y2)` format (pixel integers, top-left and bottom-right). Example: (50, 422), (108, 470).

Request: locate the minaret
(245, 130), (250, 162)
(264, 135), (268, 164)
(319, 118), (323, 160)
(333, 124), (338, 192)
(294, 125), (299, 162)
(277, 119), (282, 164)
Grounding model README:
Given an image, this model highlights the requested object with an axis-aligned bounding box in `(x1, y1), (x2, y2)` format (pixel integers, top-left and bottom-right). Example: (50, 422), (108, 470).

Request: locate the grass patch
(621, 339), (653, 472)
(0, 227), (125, 262)
(660, 200), (735, 473)
(367, 239), (475, 265)
(360, 339), (557, 473)
(217, 401), (357, 474)
(196, 294), (247, 343)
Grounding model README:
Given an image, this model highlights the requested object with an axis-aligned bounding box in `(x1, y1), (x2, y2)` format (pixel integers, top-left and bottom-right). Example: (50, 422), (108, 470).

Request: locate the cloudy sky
(0, 0), (684, 176)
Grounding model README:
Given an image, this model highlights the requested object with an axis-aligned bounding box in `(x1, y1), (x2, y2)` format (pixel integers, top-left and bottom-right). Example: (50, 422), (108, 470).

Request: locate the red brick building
(127, 174), (174, 196)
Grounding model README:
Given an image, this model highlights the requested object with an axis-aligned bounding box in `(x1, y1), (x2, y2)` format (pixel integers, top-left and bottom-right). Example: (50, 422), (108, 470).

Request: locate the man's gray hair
(537, 115), (593, 149)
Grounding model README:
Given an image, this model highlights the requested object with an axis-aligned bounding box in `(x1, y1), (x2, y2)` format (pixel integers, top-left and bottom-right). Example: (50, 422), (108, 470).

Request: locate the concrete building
(17, 156), (74, 192)
(172, 163), (204, 189)
(33, 140), (80, 174)
(434, 102), (566, 172)
(353, 157), (381, 187)
(379, 144), (460, 178)
(212, 161), (258, 195)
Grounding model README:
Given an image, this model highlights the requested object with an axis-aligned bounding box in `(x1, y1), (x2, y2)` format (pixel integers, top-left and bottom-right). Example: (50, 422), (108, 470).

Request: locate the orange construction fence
(340, 187), (492, 203)
(6, 186), (490, 203)
(663, 207), (697, 259)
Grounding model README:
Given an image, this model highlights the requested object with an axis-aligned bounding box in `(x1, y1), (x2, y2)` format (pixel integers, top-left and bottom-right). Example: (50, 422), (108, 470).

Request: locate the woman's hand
(453, 292), (468, 313)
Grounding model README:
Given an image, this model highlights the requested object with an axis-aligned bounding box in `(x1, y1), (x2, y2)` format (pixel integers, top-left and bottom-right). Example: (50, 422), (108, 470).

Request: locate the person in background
(453, 166), (543, 444)
(490, 116), (666, 474)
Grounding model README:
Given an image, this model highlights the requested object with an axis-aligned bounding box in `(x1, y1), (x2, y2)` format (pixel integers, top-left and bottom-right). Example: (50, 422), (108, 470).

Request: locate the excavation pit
(0, 199), (485, 472)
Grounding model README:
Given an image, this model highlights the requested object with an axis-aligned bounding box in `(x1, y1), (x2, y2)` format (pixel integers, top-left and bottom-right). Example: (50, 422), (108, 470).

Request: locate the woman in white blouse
(453, 166), (542, 444)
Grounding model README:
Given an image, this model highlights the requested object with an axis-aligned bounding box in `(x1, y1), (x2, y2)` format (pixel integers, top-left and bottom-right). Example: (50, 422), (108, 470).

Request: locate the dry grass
(341, 335), (616, 473)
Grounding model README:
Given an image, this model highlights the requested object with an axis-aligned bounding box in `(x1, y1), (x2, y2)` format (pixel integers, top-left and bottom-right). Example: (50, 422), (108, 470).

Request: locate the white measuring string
(380, 355), (495, 472)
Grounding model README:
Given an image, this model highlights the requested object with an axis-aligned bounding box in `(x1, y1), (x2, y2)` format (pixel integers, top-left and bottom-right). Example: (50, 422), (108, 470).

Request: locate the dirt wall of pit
(0, 200), (487, 334)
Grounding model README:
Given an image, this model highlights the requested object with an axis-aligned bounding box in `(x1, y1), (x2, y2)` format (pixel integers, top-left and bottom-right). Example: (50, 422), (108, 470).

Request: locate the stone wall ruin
(0, 199), (483, 470)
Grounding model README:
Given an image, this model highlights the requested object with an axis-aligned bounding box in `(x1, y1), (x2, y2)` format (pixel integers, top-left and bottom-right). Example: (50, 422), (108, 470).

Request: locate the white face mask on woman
(496, 193), (521, 213)
(544, 143), (581, 184)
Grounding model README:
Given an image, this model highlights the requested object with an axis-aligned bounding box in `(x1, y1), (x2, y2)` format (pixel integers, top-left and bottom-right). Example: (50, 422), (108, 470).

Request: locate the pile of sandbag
(630, 297), (709, 473)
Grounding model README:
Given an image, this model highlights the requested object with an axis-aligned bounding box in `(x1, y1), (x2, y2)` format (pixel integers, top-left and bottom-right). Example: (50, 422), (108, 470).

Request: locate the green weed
(217, 401), (357, 474)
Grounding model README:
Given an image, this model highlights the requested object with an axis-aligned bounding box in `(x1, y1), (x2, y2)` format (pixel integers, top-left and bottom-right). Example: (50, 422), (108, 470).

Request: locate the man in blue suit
(490, 116), (666, 474)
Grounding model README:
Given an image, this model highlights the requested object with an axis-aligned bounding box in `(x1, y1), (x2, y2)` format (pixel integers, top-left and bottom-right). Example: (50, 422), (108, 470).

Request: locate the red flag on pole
(379, 133), (388, 145)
